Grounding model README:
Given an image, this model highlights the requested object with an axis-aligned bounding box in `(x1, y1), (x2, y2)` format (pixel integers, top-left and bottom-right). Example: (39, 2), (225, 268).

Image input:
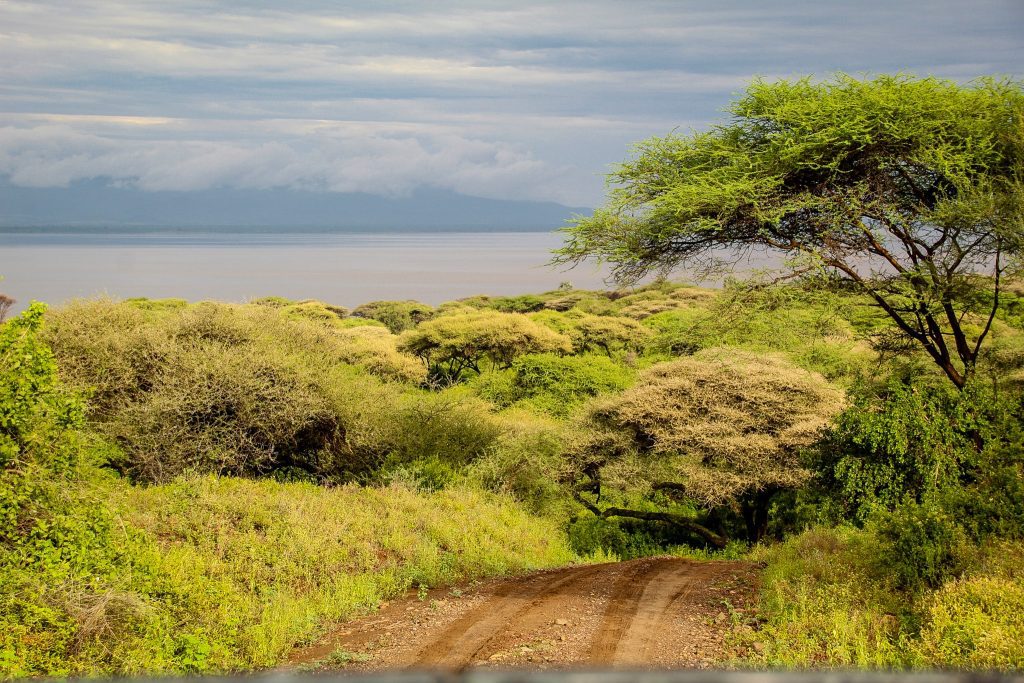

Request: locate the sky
(1, 0), (1022, 209)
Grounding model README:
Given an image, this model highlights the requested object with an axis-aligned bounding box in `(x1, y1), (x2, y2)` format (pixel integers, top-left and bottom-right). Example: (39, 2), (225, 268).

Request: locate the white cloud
(0, 122), (580, 203)
(0, 0), (1020, 208)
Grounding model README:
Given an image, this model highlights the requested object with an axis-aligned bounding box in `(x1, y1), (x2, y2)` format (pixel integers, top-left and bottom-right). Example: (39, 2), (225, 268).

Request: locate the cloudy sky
(1, 0), (1022, 207)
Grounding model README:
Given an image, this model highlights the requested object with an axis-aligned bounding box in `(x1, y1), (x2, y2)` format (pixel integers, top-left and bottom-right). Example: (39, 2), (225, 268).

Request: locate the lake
(0, 230), (616, 313)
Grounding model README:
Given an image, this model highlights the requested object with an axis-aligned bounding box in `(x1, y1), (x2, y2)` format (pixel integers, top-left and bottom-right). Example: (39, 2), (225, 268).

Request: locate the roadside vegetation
(2, 73), (1023, 675)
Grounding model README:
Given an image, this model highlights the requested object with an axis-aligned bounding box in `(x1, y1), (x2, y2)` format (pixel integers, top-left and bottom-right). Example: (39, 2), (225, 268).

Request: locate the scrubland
(3, 277), (1024, 675)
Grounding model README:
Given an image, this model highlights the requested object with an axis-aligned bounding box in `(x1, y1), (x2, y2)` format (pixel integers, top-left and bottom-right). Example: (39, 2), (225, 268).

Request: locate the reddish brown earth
(285, 556), (759, 673)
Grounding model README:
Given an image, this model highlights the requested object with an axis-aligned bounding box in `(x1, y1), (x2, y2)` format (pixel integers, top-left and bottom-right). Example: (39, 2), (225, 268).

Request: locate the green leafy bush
(871, 502), (969, 591)
(331, 326), (427, 384)
(467, 411), (569, 514)
(0, 304), (149, 677)
(281, 300), (350, 323)
(398, 310), (572, 384)
(812, 381), (975, 524)
(474, 353), (634, 416)
(351, 300), (433, 333)
(917, 574), (1024, 669)
(747, 527), (910, 668)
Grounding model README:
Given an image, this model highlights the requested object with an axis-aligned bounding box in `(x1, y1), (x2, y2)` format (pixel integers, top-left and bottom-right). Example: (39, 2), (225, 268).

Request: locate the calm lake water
(0, 230), (615, 312)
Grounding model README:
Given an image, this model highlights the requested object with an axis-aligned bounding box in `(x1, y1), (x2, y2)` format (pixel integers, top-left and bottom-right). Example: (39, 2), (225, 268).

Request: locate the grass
(743, 527), (1024, 671)
(1, 474), (575, 677)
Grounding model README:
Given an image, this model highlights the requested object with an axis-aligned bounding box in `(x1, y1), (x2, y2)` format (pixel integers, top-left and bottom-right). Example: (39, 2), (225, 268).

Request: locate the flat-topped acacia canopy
(556, 74), (1024, 389)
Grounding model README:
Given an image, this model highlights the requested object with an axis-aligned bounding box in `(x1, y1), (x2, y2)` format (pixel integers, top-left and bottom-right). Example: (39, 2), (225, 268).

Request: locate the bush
(398, 310), (572, 384)
(43, 300), (402, 482)
(378, 391), (503, 487)
(0, 304), (146, 677)
(747, 527), (910, 668)
(332, 326), (427, 384)
(812, 381), (976, 525)
(871, 502), (969, 591)
(467, 411), (569, 515)
(351, 300), (433, 333)
(943, 416), (1024, 541)
(917, 574), (1024, 670)
(474, 353), (634, 417)
(281, 300), (349, 323)
(575, 347), (845, 542)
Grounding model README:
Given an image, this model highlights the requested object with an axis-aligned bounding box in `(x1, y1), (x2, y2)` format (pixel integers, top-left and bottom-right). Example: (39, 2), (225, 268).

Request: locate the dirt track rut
(287, 557), (758, 672)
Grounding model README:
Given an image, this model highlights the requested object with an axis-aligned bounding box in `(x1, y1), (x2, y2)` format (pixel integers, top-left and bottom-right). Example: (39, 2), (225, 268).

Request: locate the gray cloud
(1, 0), (1021, 205)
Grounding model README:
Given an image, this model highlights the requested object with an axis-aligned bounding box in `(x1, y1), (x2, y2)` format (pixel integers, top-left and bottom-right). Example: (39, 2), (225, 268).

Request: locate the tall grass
(3, 474), (575, 677)
(746, 528), (1024, 670)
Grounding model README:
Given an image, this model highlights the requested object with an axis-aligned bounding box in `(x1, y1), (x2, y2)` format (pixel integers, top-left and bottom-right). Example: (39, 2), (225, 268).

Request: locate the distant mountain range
(0, 177), (590, 231)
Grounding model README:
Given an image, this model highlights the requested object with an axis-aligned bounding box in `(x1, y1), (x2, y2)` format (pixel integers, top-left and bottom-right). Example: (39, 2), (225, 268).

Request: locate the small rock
(488, 653), (504, 662)
(752, 642), (766, 655)
(554, 619), (569, 626)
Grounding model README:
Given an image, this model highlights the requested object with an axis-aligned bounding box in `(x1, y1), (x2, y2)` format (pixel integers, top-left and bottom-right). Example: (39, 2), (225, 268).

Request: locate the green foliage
(377, 392), (502, 488)
(467, 411), (570, 515)
(398, 310), (572, 384)
(916, 543), (1024, 670)
(812, 380), (1024, 547)
(944, 422), (1024, 540)
(473, 353), (635, 417)
(558, 74), (1024, 389)
(331, 326), (428, 384)
(0, 304), (148, 677)
(42, 300), (446, 482)
(746, 527), (912, 668)
(2, 471), (576, 677)
(871, 502), (969, 591)
(123, 297), (190, 311)
(642, 282), (876, 381)
(750, 528), (1024, 671)
(565, 313), (652, 356)
(487, 294), (547, 313)
(812, 381), (976, 523)
(281, 300), (350, 323)
(574, 348), (844, 542)
(351, 300), (434, 334)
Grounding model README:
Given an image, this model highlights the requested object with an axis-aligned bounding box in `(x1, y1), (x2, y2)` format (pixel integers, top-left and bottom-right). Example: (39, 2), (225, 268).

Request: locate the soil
(285, 556), (760, 673)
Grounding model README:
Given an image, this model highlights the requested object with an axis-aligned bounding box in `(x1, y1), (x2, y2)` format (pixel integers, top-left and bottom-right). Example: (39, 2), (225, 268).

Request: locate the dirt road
(287, 557), (758, 672)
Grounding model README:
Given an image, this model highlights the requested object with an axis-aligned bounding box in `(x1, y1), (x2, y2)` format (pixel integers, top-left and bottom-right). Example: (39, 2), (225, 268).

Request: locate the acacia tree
(569, 348), (844, 545)
(557, 75), (1024, 389)
(398, 310), (572, 384)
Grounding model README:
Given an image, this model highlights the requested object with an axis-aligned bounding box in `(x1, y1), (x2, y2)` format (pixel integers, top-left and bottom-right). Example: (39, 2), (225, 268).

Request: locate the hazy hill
(0, 177), (589, 231)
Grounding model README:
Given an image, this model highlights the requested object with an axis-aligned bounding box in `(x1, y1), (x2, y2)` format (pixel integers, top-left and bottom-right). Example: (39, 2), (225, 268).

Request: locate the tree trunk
(740, 487), (779, 543)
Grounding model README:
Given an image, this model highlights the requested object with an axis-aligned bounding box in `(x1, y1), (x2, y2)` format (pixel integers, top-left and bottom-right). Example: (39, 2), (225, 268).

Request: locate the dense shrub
(332, 326), (427, 384)
(474, 353), (635, 416)
(281, 300), (350, 323)
(531, 311), (652, 356)
(0, 304), (144, 677)
(398, 310), (572, 384)
(871, 502), (968, 591)
(43, 300), (403, 482)
(467, 411), (570, 514)
(812, 381), (1024, 541)
(377, 392), (503, 488)
(351, 300), (434, 333)
(811, 381), (976, 524)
